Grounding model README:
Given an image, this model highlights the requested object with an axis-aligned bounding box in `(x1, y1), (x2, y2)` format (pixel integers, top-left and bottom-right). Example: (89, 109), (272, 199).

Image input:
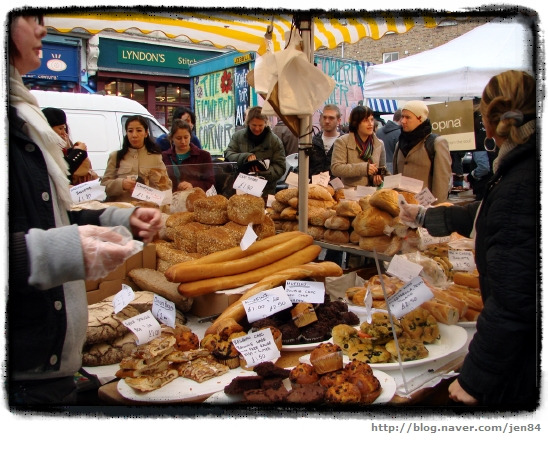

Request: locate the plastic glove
(398, 194), (424, 228)
(79, 225), (143, 280)
(130, 207), (163, 243)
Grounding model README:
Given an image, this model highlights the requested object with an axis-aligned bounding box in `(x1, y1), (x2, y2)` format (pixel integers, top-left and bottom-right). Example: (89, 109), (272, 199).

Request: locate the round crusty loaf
(196, 227), (238, 255)
(369, 189), (400, 217)
(173, 222), (211, 252)
(185, 187), (207, 212)
(323, 229), (350, 244)
(166, 211), (195, 228)
(86, 303), (140, 345)
(308, 184), (333, 201)
(336, 200), (362, 217)
(193, 195), (229, 225)
(253, 214), (276, 240)
(82, 332), (137, 367)
(352, 205), (394, 237)
(308, 206), (336, 226)
(324, 215), (351, 231)
(274, 187), (298, 204)
(227, 193), (265, 225)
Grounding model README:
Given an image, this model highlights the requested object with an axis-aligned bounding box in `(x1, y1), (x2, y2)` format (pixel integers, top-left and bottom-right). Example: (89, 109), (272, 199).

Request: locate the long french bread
(205, 261), (343, 334)
(420, 299), (459, 325)
(178, 244), (322, 297)
(165, 233), (313, 283)
(166, 230), (305, 274)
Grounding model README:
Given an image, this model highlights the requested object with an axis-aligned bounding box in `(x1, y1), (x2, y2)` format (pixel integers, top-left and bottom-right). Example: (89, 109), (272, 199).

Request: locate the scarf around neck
(354, 132), (374, 162)
(246, 126), (270, 146)
(398, 119), (433, 156)
(9, 65), (73, 210)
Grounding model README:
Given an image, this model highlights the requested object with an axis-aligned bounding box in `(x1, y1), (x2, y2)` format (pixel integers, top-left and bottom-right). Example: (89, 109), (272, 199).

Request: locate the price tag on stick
(231, 328), (280, 367)
(152, 294), (176, 328)
(113, 284), (135, 314)
(386, 276), (434, 319)
(243, 286), (292, 323)
(122, 310), (162, 345)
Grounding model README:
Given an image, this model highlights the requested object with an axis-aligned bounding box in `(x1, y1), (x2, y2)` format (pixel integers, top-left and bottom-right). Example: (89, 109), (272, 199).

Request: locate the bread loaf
(308, 184), (333, 201)
(227, 193), (265, 225)
(274, 188), (298, 204)
(86, 303), (140, 345)
(420, 299), (459, 325)
(308, 206), (336, 226)
(196, 227), (238, 255)
(253, 214), (276, 239)
(324, 215), (351, 231)
(206, 261), (344, 334)
(453, 271), (480, 289)
(369, 189), (399, 217)
(185, 187), (207, 211)
(82, 332), (137, 367)
(166, 211), (195, 228)
(173, 222), (211, 252)
(193, 195), (229, 225)
(352, 205), (393, 237)
(335, 200), (362, 217)
(323, 229), (350, 244)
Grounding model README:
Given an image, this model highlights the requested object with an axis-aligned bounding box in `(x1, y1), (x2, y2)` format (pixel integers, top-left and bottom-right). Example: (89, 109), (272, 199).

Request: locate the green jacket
(224, 128), (286, 195)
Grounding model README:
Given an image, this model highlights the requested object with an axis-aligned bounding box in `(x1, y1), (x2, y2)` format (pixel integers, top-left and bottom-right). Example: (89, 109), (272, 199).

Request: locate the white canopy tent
(362, 20), (535, 102)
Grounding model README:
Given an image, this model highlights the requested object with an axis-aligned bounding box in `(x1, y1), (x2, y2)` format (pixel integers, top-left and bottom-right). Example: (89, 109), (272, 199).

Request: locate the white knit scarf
(9, 65), (73, 210)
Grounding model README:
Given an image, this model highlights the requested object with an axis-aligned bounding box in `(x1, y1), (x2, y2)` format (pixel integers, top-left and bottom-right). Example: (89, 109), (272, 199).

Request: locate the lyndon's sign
(428, 100), (475, 151)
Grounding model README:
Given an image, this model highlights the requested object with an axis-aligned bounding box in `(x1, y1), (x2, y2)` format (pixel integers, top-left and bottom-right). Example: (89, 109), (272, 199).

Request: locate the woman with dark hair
(400, 70), (538, 409)
(8, 13), (162, 405)
(162, 119), (214, 191)
(330, 105), (387, 188)
(101, 115), (171, 202)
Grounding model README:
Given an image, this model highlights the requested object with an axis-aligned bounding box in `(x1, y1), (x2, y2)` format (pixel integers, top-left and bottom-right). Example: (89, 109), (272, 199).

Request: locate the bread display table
(93, 315), (476, 406)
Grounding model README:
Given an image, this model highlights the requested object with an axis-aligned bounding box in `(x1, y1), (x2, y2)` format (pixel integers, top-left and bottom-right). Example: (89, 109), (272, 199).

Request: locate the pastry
(224, 376), (264, 395)
(346, 372), (382, 404)
(318, 370), (349, 389)
(291, 302), (318, 328)
(360, 312), (403, 345)
(175, 355), (230, 382)
(289, 362), (320, 388)
(124, 369), (179, 392)
(325, 381), (362, 403)
(385, 336), (429, 362)
(309, 342), (343, 374)
(400, 308), (440, 343)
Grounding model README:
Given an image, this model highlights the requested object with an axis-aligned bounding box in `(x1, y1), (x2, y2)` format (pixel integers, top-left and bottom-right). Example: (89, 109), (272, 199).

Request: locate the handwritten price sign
(231, 328), (280, 367)
(122, 310), (161, 345)
(448, 250), (476, 272)
(243, 286), (292, 323)
(112, 284), (135, 314)
(285, 280), (325, 304)
(70, 179), (106, 203)
(131, 182), (166, 206)
(233, 173), (267, 197)
(386, 276), (433, 319)
(151, 294), (176, 328)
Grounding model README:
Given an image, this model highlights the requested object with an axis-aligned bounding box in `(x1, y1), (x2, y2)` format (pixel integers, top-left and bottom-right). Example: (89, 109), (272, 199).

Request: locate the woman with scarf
(400, 70), (539, 409)
(224, 106), (286, 199)
(331, 105), (387, 188)
(8, 13), (163, 405)
(392, 100), (452, 204)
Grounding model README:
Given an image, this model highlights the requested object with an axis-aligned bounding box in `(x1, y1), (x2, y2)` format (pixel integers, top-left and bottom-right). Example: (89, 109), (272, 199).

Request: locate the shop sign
(233, 53), (254, 65)
(428, 100), (475, 151)
(24, 43), (79, 82)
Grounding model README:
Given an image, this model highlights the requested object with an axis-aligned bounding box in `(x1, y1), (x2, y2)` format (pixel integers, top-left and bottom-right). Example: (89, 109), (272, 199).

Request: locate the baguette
(166, 231), (305, 274)
(205, 261), (343, 334)
(178, 244), (322, 297)
(453, 271), (480, 289)
(429, 286), (469, 318)
(165, 234), (313, 283)
(420, 299), (460, 325)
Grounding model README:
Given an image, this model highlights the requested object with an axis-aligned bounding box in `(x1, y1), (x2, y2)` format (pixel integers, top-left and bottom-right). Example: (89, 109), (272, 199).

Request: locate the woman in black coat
(401, 70), (539, 409)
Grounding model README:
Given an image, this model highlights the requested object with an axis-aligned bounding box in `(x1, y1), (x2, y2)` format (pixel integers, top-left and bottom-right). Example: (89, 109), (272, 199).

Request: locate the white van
(31, 90), (168, 174)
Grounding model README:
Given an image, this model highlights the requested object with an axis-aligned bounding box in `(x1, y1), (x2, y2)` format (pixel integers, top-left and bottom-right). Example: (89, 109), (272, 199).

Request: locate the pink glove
(130, 207), (163, 243)
(79, 225), (143, 280)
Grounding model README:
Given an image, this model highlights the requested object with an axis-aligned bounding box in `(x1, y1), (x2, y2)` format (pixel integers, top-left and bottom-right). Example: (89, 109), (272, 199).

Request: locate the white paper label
(363, 287), (374, 323)
(417, 227), (451, 248)
(243, 286), (293, 323)
(131, 182), (166, 206)
(70, 179), (106, 203)
(152, 294), (176, 328)
(312, 172), (330, 187)
(285, 280), (325, 304)
(122, 310), (162, 345)
(448, 249), (476, 272)
(342, 188), (361, 201)
(112, 284), (135, 314)
(233, 173), (267, 197)
(285, 171), (299, 187)
(266, 194), (275, 207)
(206, 185), (217, 197)
(329, 177), (345, 191)
(415, 187), (437, 207)
(386, 254), (424, 282)
(356, 185), (377, 197)
(383, 174), (424, 193)
(240, 224), (258, 251)
(231, 328), (280, 367)
(386, 276), (434, 319)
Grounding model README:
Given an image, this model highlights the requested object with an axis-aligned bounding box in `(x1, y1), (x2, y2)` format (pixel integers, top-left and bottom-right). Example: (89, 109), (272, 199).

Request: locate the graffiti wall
(194, 68), (236, 156)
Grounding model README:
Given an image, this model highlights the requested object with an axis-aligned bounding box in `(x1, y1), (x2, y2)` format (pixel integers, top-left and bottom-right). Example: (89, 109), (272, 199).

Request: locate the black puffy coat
(425, 135), (539, 408)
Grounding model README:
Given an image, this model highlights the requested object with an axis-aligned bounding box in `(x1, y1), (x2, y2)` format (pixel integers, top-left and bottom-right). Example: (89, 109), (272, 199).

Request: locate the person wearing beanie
(42, 106), (98, 186)
(392, 100), (452, 204)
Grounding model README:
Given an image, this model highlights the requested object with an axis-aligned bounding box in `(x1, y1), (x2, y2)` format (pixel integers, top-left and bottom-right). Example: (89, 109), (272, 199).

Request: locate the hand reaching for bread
(79, 225), (143, 280)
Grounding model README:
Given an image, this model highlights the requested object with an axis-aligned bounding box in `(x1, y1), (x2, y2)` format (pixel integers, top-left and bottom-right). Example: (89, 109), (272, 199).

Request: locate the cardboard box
(86, 279), (123, 305)
(190, 291), (242, 318)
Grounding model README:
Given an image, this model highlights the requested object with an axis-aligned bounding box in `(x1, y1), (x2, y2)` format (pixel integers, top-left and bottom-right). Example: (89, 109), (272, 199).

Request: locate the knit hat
(402, 101), (429, 122)
(42, 107), (67, 127)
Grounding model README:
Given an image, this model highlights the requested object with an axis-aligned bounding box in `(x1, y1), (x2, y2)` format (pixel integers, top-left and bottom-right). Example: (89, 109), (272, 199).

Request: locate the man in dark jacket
(376, 109), (401, 173)
(308, 104), (342, 178)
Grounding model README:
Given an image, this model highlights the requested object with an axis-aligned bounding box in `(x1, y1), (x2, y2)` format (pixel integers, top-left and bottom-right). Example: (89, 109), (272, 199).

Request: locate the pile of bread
(268, 185), (419, 256)
(82, 291), (188, 367)
(154, 188), (276, 273)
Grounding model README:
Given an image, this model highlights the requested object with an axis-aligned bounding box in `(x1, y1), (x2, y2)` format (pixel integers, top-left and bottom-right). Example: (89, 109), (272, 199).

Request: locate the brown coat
(331, 132), (386, 188)
(393, 135), (452, 204)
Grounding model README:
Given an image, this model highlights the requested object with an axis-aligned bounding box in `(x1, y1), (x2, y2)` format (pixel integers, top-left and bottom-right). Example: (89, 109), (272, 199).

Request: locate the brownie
(261, 377), (284, 390)
(243, 389), (272, 403)
(253, 362), (290, 379)
(224, 375), (263, 395)
(265, 385), (290, 402)
(341, 311), (360, 326)
(285, 384), (325, 403)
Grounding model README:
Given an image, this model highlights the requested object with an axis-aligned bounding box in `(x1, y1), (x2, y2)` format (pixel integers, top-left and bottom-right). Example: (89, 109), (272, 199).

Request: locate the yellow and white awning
(44, 10), (446, 53)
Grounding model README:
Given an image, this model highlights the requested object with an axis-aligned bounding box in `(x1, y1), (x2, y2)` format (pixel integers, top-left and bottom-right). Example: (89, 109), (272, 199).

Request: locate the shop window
(383, 52), (399, 63)
(104, 80), (145, 102)
(155, 84), (190, 128)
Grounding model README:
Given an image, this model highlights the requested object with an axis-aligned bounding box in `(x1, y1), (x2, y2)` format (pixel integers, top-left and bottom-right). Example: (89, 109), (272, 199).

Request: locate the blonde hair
(480, 70), (536, 145)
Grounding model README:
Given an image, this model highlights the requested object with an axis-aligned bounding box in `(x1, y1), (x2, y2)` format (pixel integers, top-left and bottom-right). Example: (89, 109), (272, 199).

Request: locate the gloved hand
(79, 225), (143, 280)
(398, 195), (425, 228)
(130, 207), (163, 243)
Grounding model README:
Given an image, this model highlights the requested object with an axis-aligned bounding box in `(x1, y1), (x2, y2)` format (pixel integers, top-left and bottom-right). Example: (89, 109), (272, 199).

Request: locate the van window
(121, 115), (166, 141)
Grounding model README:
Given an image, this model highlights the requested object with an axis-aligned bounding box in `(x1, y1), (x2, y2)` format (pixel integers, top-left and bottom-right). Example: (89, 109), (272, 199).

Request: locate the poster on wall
(194, 68), (235, 156)
(234, 64), (251, 130)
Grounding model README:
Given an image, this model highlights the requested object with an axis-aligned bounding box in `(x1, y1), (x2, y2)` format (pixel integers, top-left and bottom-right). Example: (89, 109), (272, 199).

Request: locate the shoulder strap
(425, 133), (438, 175)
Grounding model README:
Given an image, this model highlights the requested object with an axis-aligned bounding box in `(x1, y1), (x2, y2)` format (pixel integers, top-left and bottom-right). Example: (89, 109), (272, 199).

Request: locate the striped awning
(366, 98), (399, 113)
(43, 9), (447, 53)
